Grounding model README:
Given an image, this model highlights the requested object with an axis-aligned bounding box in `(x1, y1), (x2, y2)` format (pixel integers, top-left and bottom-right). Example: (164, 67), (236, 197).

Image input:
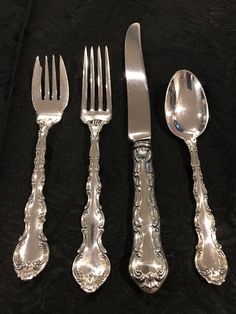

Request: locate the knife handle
(129, 140), (168, 293)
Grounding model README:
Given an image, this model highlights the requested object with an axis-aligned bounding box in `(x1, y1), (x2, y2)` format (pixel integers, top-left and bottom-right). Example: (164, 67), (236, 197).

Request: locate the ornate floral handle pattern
(13, 120), (52, 280)
(72, 121), (110, 293)
(129, 140), (168, 293)
(186, 139), (228, 285)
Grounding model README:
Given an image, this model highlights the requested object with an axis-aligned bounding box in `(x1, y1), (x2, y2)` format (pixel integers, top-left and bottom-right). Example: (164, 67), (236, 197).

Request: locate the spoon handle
(186, 139), (228, 285)
(72, 123), (110, 293)
(13, 121), (51, 280)
(129, 140), (168, 293)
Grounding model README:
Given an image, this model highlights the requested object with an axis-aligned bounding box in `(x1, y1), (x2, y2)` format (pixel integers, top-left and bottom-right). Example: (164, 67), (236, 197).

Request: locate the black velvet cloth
(0, 0), (236, 313)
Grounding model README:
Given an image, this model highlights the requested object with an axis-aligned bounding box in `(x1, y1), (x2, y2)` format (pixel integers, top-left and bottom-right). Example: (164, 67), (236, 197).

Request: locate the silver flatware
(13, 55), (69, 280)
(125, 22), (168, 293)
(165, 69), (228, 285)
(72, 46), (111, 293)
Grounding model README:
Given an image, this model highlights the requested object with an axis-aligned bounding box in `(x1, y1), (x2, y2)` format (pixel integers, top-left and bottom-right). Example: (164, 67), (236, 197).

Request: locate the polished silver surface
(13, 56), (69, 280)
(125, 23), (168, 293)
(72, 46), (111, 293)
(125, 23), (151, 142)
(165, 69), (228, 285)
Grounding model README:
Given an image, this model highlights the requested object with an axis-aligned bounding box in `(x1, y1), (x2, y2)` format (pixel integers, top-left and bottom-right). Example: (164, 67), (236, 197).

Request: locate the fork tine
(51, 55), (57, 99)
(32, 56), (42, 100)
(59, 55), (69, 104)
(44, 56), (50, 100)
(81, 47), (88, 113)
(90, 47), (95, 110)
(105, 46), (112, 113)
(97, 46), (103, 111)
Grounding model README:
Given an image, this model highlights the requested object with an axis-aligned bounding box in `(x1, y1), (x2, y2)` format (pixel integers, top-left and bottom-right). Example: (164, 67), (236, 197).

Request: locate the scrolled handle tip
(13, 241), (49, 280)
(14, 263), (47, 281)
(195, 247), (228, 285)
(72, 253), (110, 293)
(196, 255), (228, 285)
(197, 267), (228, 285)
(129, 258), (168, 294)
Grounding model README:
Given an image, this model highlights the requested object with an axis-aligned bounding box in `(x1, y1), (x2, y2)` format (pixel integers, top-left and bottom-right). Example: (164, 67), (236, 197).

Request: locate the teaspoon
(165, 69), (228, 285)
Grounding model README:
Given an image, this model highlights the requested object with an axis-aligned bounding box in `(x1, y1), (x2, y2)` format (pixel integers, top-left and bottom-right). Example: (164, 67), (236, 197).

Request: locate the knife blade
(125, 22), (168, 293)
(125, 22), (151, 142)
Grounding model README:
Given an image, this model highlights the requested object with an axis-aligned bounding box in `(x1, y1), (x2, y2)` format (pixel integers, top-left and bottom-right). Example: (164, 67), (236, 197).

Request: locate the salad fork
(13, 55), (69, 280)
(72, 46), (111, 293)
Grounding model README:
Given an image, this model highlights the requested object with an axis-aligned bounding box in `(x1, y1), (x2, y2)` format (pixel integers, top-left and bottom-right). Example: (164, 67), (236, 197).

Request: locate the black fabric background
(0, 0), (236, 313)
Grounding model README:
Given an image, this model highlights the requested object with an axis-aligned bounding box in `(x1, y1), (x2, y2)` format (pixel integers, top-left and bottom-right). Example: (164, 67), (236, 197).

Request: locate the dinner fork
(13, 55), (69, 280)
(72, 46), (111, 293)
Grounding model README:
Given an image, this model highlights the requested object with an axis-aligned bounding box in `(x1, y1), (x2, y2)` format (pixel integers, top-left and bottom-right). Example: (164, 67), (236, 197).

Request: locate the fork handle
(13, 120), (52, 280)
(72, 121), (110, 292)
(129, 140), (168, 293)
(186, 139), (228, 285)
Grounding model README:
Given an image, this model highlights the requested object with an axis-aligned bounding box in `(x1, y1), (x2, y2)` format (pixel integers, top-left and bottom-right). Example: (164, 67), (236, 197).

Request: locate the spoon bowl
(165, 69), (209, 141)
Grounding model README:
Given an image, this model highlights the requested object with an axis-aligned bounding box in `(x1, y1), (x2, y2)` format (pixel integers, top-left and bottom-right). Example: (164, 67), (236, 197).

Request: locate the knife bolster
(134, 140), (150, 148)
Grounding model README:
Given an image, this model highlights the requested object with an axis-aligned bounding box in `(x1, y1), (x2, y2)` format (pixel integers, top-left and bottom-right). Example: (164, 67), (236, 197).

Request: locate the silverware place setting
(11, 22), (228, 293)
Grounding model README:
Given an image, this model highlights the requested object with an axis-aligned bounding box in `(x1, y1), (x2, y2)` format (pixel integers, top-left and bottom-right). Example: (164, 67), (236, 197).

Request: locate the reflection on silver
(72, 46), (111, 293)
(13, 56), (69, 280)
(125, 23), (168, 293)
(126, 69), (147, 82)
(165, 69), (228, 285)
